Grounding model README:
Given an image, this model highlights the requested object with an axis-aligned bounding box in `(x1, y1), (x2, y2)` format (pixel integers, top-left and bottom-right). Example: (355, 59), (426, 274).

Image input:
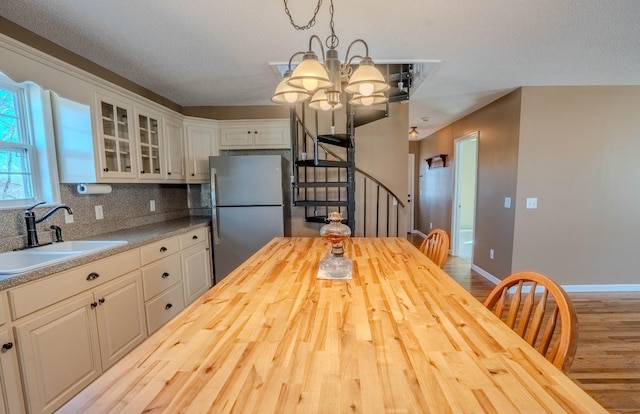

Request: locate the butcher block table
(60, 237), (606, 413)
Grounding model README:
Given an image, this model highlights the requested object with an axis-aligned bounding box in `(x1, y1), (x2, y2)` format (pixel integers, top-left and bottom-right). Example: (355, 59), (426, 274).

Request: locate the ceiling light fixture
(272, 0), (389, 111)
(409, 126), (419, 139)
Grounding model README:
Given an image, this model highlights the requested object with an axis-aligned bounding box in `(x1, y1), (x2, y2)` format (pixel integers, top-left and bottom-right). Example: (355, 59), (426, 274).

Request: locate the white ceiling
(1, 0), (639, 138)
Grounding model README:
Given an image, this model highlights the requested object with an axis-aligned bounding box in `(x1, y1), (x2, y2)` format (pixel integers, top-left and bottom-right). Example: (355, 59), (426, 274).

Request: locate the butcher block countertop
(60, 237), (606, 413)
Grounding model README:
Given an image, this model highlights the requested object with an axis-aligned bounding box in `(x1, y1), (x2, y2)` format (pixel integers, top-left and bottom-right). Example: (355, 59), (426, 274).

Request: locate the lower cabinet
(5, 225), (212, 413)
(0, 326), (25, 414)
(14, 271), (146, 414)
(182, 243), (211, 305)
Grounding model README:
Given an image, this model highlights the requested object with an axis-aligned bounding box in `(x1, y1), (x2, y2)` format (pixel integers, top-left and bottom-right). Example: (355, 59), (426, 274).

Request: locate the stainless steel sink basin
(0, 240), (127, 276)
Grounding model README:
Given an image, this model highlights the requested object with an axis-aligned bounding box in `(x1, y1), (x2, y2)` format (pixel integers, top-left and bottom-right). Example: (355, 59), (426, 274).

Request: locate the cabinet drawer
(141, 255), (182, 301)
(145, 283), (185, 334)
(140, 236), (180, 266)
(180, 227), (208, 250)
(8, 249), (140, 320)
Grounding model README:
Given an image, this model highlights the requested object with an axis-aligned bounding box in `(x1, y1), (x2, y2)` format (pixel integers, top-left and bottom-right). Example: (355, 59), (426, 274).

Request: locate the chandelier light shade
(287, 51), (333, 92)
(350, 92), (387, 107)
(409, 126), (419, 139)
(271, 70), (312, 104)
(309, 89), (344, 111)
(344, 57), (390, 97)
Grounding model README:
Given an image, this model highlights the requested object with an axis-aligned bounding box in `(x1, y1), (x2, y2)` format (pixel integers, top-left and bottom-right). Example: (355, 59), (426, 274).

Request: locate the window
(0, 82), (37, 205)
(0, 73), (60, 209)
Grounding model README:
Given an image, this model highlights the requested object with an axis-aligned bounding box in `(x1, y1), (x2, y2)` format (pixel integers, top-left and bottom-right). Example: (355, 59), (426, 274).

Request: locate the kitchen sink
(35, 240), (127, 253)
(0, 240), (127, 276)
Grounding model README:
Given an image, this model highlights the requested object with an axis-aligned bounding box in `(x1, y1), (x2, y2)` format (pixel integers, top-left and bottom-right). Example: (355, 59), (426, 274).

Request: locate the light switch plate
(526, 198), (538, 209)
(64, 210), (74, 224)
(95, 205), (104, 220)
(150, 200), (156, 212)
(504, 197), (511, 208)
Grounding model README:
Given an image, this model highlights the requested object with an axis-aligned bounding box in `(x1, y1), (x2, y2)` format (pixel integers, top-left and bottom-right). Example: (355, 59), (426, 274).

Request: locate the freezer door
(210, 155), (284, 206)
(213, 206), (284, 283)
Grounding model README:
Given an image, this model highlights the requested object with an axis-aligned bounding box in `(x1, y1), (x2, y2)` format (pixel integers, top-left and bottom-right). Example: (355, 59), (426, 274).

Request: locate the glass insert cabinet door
(137, 112), (162, 178)
(97, 94), (136, 179)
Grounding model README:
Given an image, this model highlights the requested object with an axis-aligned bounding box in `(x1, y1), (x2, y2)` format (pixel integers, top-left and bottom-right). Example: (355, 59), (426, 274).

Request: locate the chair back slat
(525, 288), (549, 345)
(538, 306), (559, 356)
(505, 281), (524, 328)
(516, 281), (538, 337)
(483, 271), (578, 373)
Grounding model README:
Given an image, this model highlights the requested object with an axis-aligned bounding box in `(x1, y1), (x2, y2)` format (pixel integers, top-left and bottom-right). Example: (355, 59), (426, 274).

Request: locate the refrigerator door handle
(211, 167), (221, 245)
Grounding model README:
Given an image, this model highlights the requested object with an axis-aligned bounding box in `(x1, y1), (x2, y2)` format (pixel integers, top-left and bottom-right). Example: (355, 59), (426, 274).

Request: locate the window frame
(0, 72), (60, 210)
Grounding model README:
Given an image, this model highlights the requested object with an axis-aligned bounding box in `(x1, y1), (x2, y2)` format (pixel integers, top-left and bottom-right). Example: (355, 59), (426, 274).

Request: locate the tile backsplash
(0, 183), (207, 253)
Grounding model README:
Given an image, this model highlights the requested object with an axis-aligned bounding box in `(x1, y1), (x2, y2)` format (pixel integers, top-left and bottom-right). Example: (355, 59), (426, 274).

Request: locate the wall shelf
(426, 154), (448, 169)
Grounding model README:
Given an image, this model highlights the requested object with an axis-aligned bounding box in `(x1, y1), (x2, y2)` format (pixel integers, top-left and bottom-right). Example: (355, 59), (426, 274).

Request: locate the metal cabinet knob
(162, 272), (170, 278)
(165, 303), (173, 310)
(1, 342), (13, 352)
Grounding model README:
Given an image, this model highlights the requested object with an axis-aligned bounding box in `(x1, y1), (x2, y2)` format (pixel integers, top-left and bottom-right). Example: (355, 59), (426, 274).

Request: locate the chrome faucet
(24, 202), (73, 248)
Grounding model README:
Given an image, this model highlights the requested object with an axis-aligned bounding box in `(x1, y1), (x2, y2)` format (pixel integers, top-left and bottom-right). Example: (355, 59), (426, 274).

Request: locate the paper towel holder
(77, 183), (112, 195)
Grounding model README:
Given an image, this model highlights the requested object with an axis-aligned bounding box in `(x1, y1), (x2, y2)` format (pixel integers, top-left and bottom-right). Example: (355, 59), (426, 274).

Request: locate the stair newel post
(347, 102), (356, 233)
(290, 105), (299, 197)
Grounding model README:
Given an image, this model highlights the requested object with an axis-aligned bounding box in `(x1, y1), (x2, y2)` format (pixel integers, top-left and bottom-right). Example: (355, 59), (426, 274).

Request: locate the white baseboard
(413, 230), (427, 238)
(561, 284), (640, 293)
(470, 265), (640, 292)
(471, 265), (500, 285)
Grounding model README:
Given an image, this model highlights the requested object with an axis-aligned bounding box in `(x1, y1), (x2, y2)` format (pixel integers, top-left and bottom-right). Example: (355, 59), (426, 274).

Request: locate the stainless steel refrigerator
(210, 155), (291, 283)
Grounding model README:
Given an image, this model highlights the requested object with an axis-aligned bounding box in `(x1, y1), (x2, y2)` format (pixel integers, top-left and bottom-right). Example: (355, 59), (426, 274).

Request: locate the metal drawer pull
(192, 235), (198, 240)
(86, 272), (100, 281)
(1, 342), (13, 352)
(162, 272), (170, 278)
(98, 298), (105, 304)
(165, 303), (173, 310)
(160, 247), (168, 252)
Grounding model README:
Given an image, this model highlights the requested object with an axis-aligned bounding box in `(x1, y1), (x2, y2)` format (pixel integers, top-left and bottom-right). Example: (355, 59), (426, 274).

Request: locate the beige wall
(356, 103), (409, 236)
(418, 90), (521, 278)
(513, 86), (640, 285)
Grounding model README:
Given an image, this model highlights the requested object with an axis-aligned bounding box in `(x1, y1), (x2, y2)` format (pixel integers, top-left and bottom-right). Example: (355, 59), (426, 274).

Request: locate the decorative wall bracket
(426, 154), (448, 169)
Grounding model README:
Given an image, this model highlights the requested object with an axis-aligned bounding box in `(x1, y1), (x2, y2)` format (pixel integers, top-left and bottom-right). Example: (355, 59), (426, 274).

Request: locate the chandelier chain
(326, 0), (338, 49)
(283, 0), (323, 30)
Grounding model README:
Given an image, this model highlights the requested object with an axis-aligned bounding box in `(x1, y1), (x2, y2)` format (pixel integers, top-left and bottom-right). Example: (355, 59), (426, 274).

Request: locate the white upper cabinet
(184, 118), (218, 183)
(134, 106), (164, 180)
(95, 92), (138, 180)
(164, 116), (186, 181)
(219, 119), (290, 150)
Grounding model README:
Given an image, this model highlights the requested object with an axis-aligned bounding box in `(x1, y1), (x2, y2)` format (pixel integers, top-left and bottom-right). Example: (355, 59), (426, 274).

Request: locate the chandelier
(271, 0), (389, 110)
(408, 126), (419, 139)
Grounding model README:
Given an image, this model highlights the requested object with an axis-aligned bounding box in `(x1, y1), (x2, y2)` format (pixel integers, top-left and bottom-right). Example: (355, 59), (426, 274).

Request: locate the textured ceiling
(1, 0), (639, 138)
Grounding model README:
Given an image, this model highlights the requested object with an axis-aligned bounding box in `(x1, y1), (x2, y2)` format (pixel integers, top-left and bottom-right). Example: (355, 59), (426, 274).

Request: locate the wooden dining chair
(483, 271), (578, 372)
(419, 229), (450, 268)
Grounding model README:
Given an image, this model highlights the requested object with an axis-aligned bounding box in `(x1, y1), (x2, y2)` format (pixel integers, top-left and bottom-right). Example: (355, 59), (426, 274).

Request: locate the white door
(452, 133), (478, 260)
(407, 153), (415, 233)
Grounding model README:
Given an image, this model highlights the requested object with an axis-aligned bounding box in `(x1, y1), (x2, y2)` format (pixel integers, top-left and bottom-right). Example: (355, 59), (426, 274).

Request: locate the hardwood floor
(407, 233), (640, 413)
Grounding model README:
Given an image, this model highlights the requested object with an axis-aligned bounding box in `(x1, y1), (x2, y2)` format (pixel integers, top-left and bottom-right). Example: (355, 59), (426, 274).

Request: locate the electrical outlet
(526, 198), (538, 209)
(429, 222), (433, 229)
(150, 200), (156, 212)
(95, 205), (104, 220)
(489, 249), (495, 260)
(64, 210), (74, 224)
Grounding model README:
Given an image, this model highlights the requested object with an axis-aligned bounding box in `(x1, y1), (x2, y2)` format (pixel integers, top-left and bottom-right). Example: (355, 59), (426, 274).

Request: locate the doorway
(407, 153), (415, 233)
(451, 133), (478, 260)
